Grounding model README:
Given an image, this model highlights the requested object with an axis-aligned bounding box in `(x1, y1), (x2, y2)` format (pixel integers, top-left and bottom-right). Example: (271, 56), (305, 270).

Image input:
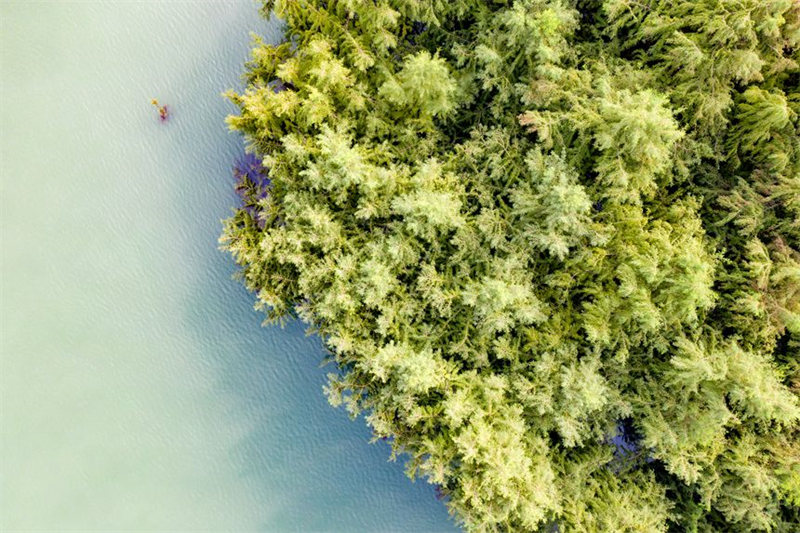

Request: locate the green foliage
(380, 51), (458, 117)
(222, 1), (800, 531)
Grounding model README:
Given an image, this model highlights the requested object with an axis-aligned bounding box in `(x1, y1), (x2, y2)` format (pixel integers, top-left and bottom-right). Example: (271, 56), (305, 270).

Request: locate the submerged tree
(222, 1), (800, 531)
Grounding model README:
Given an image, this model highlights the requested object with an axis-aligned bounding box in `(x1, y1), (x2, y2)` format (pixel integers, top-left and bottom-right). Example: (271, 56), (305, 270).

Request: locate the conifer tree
(222, 1), (799, 531)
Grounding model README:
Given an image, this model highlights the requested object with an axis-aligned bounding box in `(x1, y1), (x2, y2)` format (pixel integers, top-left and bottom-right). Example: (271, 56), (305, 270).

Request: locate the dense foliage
(222, 1), (800, 531)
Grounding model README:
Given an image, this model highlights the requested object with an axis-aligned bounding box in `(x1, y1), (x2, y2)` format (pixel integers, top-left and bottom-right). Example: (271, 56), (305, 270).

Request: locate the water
(0, 2), (457, 531)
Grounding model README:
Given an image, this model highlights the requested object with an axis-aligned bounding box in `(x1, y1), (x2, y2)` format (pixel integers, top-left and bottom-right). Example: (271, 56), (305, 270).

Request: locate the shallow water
(0, 2), (457, 531)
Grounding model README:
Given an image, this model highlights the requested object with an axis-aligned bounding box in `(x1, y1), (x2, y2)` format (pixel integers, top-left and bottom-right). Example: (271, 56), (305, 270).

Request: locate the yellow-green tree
(223, 1), (800, 531)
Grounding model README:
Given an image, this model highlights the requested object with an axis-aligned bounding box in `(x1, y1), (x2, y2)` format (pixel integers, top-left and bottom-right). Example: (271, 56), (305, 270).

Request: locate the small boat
(150, 98), (169, 122)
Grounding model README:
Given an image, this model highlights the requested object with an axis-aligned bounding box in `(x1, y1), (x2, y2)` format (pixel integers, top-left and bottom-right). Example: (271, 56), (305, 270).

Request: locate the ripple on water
(1, 1), (457, 531)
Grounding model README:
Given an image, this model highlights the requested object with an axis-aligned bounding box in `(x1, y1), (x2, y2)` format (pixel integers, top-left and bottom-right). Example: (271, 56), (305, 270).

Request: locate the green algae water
(0, 2), (457, 531)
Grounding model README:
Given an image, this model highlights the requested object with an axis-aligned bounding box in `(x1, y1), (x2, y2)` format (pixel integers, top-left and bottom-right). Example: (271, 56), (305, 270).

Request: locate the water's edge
(1, 2), (457, 530)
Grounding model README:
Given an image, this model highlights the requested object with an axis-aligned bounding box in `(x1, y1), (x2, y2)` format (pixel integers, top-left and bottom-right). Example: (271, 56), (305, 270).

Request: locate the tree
(222, 1), (800, 531)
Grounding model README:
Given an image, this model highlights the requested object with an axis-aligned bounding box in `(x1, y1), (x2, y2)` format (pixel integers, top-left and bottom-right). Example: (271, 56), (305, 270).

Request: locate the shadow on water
(176, 183), (458, 532)
(159, 4), (458, 531)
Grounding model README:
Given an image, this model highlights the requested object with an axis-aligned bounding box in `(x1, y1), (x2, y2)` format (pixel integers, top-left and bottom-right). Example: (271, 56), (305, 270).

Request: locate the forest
(222, 1), (800, 531)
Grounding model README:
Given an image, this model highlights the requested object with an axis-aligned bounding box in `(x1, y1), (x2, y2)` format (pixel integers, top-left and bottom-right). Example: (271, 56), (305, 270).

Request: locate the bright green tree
(222, 1), (800, 531)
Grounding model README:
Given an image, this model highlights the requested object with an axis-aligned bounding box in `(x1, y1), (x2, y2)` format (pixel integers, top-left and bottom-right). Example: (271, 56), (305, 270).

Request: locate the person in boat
(150, 98), (169, 121)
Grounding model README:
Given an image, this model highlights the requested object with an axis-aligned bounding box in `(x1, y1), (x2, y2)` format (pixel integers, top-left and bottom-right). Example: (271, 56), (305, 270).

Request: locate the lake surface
(0, 2), (457, 531)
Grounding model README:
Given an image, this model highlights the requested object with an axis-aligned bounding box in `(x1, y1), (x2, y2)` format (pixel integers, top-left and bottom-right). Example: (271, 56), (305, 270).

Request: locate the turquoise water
(0, 2), (457, 531)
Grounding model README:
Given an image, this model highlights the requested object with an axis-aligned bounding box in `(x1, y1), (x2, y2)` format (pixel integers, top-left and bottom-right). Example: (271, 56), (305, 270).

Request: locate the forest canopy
(222, 1), (800, 531)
